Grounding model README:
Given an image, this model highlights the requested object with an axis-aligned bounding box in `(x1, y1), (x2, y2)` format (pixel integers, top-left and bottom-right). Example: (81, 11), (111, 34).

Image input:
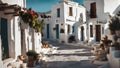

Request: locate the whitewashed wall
(84, 0), (108, 44)
(39, 13), (51, 40)
(0, 1), (27, 68)
(51, 2), (64, 40)
(51, 1), (86, 43)
(14, 17), (21, 58)
(0, 0), (26, 60)
(33, 32), (42, 53)
(24, 27), (32, 52)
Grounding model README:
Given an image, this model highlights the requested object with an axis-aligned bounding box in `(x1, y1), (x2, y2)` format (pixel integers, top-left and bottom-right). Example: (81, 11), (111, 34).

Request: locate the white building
(40, 0), (86, 43)
(0, 0), (26, 67)
(84, 0), (109, 44)
(38, 11), (51, 40)
(84, 0), (120, 44)
(0, 0), (42, 67)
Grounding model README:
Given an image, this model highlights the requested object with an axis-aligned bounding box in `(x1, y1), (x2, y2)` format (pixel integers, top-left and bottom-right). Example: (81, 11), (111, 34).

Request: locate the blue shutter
(57, 8), (60, 17)
(72, 26), (74, 33)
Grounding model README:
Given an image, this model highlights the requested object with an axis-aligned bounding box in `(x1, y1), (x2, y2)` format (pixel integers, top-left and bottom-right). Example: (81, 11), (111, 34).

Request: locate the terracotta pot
(110, 30), (115, 35)
(27, 56), (35, 67)
(115, 30), (120, 36)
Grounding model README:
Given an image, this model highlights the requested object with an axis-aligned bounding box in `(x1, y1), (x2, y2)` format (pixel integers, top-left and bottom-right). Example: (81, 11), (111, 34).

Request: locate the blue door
(46, 24), (49, 38)
(0, 18), (9, 60)
(56, 24), (59, 39)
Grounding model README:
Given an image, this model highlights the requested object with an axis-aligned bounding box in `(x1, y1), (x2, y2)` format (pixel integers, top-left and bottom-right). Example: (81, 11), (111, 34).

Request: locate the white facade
(0, 0), (42, 67)
(0, 3), (24, 58)
(20, 21), (42, 55)
(39, 0), (119, 44)
(84, 0), (109, 44)
(0, 0), (26, 67)
(38, 11), (52, 40)
(84, 0), (120, 43)
(49, 0), (86, 43)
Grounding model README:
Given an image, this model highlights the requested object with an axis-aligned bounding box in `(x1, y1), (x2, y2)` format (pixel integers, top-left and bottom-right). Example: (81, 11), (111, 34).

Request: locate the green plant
(109, 16), (120, 31)
(26, 50), (37, 58)
(34, 20), (44, 32)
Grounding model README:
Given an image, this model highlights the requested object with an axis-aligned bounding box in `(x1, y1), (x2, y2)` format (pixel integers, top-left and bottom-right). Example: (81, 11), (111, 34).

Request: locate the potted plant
(109, 15), (120, 35)
(26, 50), (37, 67)
(68, 35), (75, 43)
(111, 35), (120, 50)
(60, 28), (64, 33)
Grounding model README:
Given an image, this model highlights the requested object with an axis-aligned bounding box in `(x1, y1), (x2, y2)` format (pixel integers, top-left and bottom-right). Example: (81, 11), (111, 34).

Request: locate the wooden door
(96, 25), (101, 42)
(81, 26), (84, 41)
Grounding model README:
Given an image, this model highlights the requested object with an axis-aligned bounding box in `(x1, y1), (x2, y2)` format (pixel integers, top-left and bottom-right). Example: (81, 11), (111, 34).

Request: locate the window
(80, 13), (83, 18)
(90, 2), (97, 18)
(80, 13), (83, 22)
(57, 8), (60, 17)
(90, 25), (93, 37)
(69, 7), (73, 16)
(67, 25), (70, 34)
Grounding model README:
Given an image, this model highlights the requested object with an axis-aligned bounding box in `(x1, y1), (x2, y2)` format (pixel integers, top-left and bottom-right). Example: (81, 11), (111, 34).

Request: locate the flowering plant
(20, 8), (44, 32)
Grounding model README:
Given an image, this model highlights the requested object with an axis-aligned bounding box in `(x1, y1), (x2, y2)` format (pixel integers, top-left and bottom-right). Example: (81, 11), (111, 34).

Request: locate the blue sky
(26, 0), (83, 12)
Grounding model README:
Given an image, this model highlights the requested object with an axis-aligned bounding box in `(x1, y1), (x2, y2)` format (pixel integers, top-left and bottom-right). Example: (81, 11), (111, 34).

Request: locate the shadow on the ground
(57, 44), (92, 50)
(46, 60), (98, 68)
(48, 52), (93, 56)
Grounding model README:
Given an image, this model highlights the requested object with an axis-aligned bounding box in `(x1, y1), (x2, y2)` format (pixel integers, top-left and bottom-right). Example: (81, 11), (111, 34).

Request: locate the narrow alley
(44, 41), (99, 68)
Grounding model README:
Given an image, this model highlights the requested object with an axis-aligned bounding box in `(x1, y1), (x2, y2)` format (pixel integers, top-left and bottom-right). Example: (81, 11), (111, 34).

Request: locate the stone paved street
(44, 41), (99, 68)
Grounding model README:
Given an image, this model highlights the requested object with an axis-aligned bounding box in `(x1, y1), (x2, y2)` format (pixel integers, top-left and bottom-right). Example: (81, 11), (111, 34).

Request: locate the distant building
(84, 0), (120, 44)
(38, 11), (51, 40)
(39, 0), (86, 43)
(84, 0), (109, 44)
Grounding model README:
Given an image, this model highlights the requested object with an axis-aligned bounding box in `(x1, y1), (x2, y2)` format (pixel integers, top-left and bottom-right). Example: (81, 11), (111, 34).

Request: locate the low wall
(3, 58), (15, 68)
(107, 47), (120, 68)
